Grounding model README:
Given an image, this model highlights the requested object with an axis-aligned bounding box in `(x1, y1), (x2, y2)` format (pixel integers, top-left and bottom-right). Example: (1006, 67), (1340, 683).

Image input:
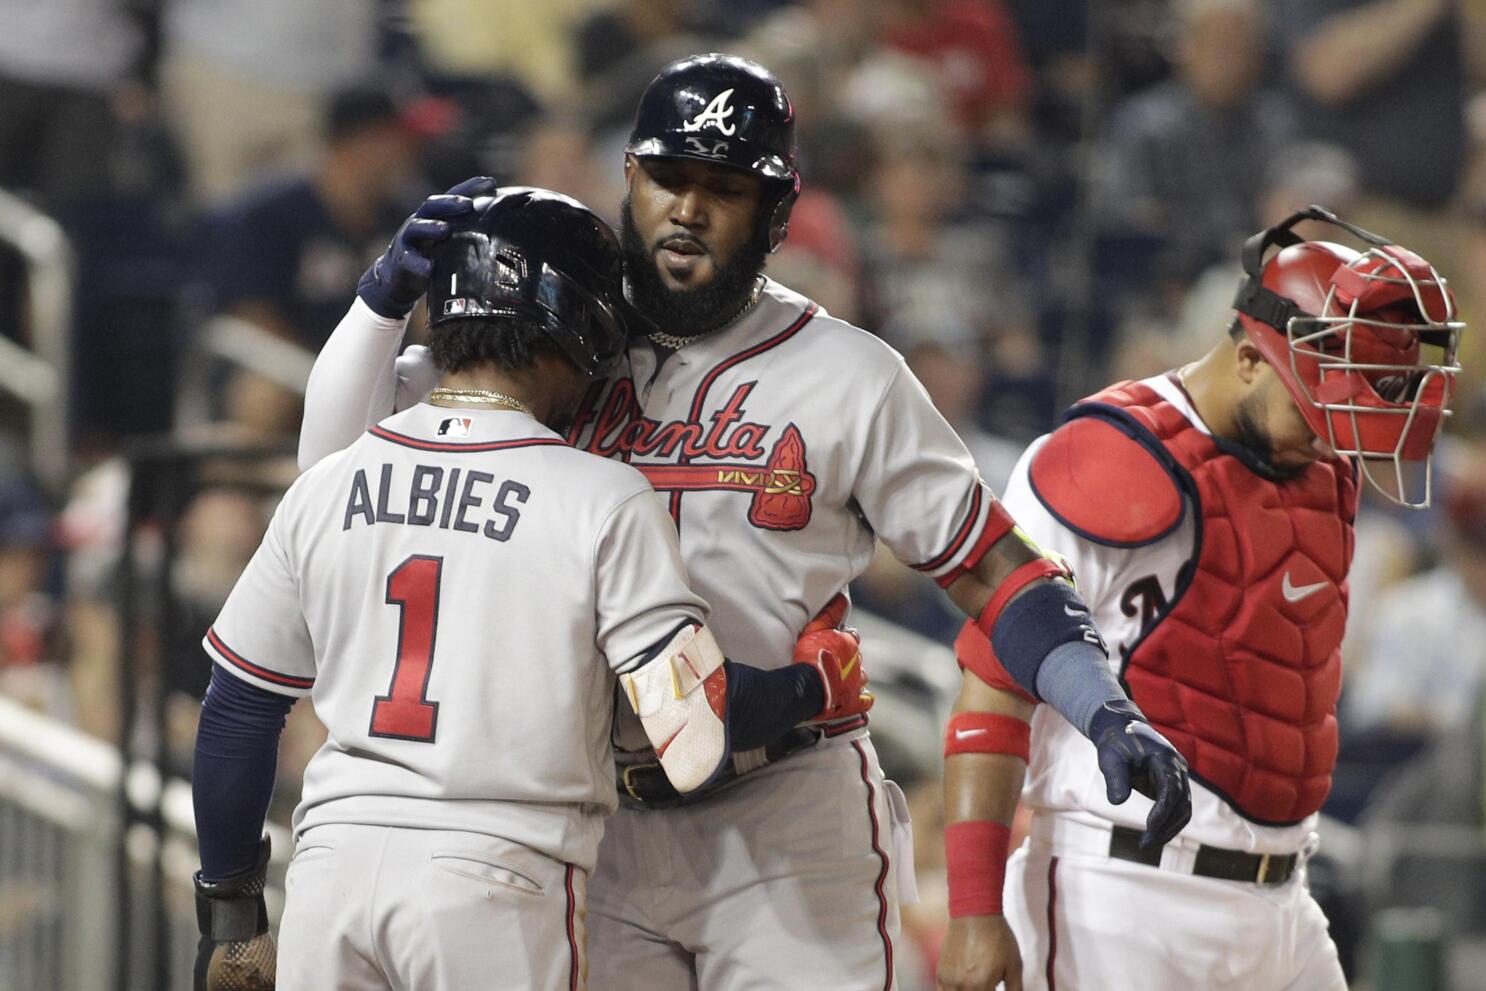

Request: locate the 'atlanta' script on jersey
(568, 378), (816, 531)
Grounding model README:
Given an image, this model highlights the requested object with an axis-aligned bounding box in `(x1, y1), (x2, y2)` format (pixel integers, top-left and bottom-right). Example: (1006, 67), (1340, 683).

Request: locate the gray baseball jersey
(564, 278), (998, 662)
(299, 281), (997, 989)
(206, 402), (706, 872)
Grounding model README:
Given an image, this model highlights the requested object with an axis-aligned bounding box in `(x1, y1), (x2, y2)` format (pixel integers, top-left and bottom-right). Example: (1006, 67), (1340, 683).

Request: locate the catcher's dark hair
(427, 317), (564, 375)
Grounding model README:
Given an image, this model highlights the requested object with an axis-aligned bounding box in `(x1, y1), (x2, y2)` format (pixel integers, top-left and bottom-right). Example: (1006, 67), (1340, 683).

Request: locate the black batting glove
(1089, 698), (1192, 849)
(357, 177), (500, 319)
(194, 837), (276, 991)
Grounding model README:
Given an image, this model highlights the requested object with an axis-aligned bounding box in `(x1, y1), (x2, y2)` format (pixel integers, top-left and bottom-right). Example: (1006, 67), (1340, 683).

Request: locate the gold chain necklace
(427, 387), (534, 417)
(647, 277), (766, 351)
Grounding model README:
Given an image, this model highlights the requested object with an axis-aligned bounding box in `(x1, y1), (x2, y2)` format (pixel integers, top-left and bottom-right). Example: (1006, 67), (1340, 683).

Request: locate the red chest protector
(1044, 380), (1357, 825)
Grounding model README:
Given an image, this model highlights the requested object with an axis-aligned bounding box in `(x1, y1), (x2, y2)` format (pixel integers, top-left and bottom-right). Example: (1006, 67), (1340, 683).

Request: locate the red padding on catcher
(955, 621), (1036, 704)
(973, 557), (1068, 642)
(944, 712), (1031, 761)
(946, 820), (1012, 917)
(1030, 417), (1182, 546)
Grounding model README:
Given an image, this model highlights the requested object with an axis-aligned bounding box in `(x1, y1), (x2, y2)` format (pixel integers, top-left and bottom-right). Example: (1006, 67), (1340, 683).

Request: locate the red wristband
(944, 712), (1031, 760)
(945, 820), (1012, 917)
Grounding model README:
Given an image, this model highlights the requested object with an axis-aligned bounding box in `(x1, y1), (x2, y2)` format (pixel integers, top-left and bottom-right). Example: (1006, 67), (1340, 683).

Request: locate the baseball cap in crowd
(326, 83), (458, 142)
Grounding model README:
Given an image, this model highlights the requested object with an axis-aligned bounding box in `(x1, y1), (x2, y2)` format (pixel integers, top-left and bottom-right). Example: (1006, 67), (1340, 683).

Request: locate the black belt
(617, 726), (823, 810)
(1109, 826), (1298, 886)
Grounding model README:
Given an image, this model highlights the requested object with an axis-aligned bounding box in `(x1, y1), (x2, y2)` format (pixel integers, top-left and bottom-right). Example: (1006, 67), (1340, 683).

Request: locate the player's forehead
(635, 155), (762, 190)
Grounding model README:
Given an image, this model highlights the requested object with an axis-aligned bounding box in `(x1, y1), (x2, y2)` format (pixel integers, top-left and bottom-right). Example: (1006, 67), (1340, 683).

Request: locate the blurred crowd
(3, 0), (1486, 986)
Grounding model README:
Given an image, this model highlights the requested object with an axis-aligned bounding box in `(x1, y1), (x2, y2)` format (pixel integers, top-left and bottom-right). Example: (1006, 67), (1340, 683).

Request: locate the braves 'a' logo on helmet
(682, 89), (737, 135)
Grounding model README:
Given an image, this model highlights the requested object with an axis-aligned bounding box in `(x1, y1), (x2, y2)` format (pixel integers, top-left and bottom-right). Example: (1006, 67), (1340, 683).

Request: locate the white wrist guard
(619, 624), (728, 793)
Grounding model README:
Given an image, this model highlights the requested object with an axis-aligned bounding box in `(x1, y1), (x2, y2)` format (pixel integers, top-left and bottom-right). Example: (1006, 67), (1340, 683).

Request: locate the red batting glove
(793, 594), (874, 722)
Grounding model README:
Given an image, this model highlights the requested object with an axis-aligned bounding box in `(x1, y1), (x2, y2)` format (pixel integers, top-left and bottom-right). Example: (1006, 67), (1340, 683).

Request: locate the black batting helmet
(627, 53), (800, 250)
(427, 187), (627, 377)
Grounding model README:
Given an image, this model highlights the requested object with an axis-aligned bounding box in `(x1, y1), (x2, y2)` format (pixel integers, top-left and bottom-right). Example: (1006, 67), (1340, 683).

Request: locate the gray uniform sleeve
(203, 503), (316, 698)
(595, 488), (709, 674)
(851, 360), (998, 588)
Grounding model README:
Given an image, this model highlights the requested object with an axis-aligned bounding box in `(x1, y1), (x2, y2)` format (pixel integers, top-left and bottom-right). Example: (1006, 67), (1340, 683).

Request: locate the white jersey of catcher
(1000, 374), (1316, 855)
(205, 403), (705, 872)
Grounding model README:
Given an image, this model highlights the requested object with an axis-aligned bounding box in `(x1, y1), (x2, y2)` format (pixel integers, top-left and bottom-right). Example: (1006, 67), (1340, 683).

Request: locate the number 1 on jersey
(370, 555), (443, 742)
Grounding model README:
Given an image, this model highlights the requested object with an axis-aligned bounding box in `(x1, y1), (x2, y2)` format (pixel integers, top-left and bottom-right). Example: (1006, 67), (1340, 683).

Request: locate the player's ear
(1234, 338), (1265, 385)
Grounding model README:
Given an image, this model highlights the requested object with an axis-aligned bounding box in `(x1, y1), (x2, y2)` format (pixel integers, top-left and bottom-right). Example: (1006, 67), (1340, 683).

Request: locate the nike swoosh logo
(1064, 604), (1087, 618)
(1281, 572), (1328, 603)
(955, 728), (987, 740)
(838, 650), (860, 680)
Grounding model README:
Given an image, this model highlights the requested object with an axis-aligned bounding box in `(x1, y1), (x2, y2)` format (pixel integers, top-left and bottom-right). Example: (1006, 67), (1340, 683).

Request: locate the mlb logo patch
(437, 416), (473, 438)
(443, 298), (469, 316)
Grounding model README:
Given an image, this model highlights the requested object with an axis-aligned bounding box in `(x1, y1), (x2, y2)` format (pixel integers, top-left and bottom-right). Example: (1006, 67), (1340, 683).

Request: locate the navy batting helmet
(627, 53), (800, 250)
(427, 187), (627, 377)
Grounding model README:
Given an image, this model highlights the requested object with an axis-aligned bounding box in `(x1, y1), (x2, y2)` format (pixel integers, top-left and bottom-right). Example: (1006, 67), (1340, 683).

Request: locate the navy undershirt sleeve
(192, 666), (295, 881)
(724, 660), (822, 750)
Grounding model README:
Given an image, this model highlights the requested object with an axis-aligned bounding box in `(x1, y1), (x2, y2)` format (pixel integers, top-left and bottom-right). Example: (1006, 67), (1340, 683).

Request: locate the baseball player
(297, 55), (1191, 990)
(937, 206), (1464, 991)
(188, 188), (875, 991)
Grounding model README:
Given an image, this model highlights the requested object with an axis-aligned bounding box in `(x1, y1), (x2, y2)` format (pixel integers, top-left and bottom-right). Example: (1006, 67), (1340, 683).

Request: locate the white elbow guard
(619, 624), (728, 793)
(394, 344), (439, 411)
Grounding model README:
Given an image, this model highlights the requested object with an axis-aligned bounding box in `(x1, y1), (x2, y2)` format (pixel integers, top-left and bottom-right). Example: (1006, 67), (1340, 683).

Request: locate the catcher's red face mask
(1233, 206), (1463, 508)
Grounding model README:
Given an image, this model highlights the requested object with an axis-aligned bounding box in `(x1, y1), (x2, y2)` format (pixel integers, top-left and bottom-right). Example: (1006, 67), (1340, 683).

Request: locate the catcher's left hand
(794, 593), (873, 722)
(1089, 699), (1192, 848)
(194, 838), (277, 991)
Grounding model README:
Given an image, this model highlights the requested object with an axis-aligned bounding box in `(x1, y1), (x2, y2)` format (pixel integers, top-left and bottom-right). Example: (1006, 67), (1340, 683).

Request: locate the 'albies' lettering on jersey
(344, 463), (528, 540)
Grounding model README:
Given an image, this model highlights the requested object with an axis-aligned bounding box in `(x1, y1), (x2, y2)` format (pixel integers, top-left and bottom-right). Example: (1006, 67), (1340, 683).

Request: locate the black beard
(620, 195), (770, 339)
(1230, 393), (1308, 482)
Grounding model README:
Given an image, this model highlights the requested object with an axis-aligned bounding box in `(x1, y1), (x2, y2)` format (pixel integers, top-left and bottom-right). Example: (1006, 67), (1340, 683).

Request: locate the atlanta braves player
(937, 206), (1464, 991)
(189, 189), (873, 991)
(298, 55), (1190, 990)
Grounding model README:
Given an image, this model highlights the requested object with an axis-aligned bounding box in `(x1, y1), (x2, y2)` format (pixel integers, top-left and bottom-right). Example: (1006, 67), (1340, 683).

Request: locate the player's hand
(357, 176), (500, 319)
(794, 593), (873, 722)
(937, 914), (1023, 991)
(194, 839), (277, 991)
(1089, 699), (1191, 848)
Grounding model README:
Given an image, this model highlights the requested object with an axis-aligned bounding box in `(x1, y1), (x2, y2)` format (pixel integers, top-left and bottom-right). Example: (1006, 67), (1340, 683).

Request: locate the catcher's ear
(1235, 339), (1264, 384)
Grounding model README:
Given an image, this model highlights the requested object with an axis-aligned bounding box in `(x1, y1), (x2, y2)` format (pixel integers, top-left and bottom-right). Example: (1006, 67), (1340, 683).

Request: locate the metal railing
(0, 188), (74, 492)
(0, 694), (289, 991)
(174, 314), (315, 431)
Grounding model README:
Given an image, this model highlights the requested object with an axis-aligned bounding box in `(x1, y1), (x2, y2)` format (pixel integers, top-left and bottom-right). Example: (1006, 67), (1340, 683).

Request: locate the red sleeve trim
(929, 498), (1017, 589)
(205, 627), (315, 691)
(954, 621), (1036, 705)
(913, 484), (984, 573)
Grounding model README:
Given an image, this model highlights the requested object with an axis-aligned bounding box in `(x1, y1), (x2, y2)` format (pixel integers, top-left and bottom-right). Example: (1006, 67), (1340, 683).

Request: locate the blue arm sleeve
(724, 660), (823, 750)
(991, 579), (1131, 737)
(192, 666), (295, 881)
